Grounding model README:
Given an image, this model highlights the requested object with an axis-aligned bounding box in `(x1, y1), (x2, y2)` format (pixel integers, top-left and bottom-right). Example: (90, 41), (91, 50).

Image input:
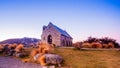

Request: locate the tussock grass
(1, 47), (120, 68)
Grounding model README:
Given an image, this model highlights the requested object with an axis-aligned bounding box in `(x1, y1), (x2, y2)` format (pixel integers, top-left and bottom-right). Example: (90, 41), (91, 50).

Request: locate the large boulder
(37, 54), (63, 66)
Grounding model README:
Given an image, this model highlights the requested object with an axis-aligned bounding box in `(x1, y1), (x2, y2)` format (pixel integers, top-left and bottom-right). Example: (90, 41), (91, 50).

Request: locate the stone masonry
(41, 22), (72, 47)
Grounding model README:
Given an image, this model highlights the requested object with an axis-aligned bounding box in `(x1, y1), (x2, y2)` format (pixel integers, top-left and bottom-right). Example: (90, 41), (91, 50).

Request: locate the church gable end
(41, 22), (73, 47)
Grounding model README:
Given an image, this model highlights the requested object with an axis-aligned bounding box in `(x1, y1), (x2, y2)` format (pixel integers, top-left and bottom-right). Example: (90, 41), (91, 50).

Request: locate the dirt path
(0, 56), (42, 68)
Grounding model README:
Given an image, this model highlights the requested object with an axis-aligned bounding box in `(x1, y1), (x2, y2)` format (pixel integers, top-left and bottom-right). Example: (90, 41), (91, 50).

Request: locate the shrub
(102, 44), (108, 48)
(82, 43), (92, 48)
(0, 45), (4, 52)
(91, 42), (102, 48)
(73, 42), (82, 49)
(108, 42), (114, 48)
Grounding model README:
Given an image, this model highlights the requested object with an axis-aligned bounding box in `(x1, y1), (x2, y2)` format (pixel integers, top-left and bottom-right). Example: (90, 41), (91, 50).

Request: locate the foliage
(82, 42), (92, 48)
(20, 48), (120, 68)
(73, 37), (120, 49)
(1, 47), (120, 68)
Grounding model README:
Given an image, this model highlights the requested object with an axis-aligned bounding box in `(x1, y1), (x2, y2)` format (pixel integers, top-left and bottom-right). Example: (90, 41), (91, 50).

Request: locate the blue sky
(0, 0), (120, 43)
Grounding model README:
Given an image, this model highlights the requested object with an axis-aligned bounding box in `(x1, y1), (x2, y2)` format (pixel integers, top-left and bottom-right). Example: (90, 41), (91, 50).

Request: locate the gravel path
(0, 56), (43, 68)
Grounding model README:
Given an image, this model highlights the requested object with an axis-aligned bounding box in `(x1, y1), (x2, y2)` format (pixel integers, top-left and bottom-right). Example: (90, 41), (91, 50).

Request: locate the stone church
(41, 22), (73, 47)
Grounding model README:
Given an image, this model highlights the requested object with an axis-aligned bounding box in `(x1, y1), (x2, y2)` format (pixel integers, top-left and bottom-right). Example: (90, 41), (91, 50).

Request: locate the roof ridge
(48, 22), (72, 38)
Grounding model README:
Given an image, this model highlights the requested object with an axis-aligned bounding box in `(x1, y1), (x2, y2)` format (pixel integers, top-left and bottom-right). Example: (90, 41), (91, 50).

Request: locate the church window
(47, 35), (52, 44)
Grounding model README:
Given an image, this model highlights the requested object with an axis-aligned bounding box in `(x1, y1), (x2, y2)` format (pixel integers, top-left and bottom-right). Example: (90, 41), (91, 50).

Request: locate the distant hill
(0, 37), (40, 47)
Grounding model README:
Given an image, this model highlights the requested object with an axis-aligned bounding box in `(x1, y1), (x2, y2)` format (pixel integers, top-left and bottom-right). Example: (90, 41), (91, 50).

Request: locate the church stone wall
(41, 23), (73, 47)
(41, 24), (61, 46)
(60, 35), (73, 46)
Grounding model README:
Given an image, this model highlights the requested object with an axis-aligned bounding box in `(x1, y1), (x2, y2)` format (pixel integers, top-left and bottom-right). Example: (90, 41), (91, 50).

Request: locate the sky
(0, 0), (120, 43)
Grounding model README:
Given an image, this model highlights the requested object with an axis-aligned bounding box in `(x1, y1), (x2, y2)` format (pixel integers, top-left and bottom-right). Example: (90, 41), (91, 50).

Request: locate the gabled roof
(48, 22), (72, 38)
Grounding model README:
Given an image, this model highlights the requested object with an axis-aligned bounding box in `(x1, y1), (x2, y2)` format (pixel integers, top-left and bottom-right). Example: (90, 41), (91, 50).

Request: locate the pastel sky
(0, 0), (120, 43)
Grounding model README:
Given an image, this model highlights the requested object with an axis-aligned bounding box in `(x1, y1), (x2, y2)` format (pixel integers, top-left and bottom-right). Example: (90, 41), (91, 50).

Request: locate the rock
(15, 53), (26, 58)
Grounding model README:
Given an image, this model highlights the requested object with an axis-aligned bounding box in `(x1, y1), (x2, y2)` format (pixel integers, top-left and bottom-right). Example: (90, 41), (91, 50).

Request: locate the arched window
(47, 35), (52, 44)
(68, 41), (70, 46)
(66, 41), (68, 46)
(62, 40), (65, 46)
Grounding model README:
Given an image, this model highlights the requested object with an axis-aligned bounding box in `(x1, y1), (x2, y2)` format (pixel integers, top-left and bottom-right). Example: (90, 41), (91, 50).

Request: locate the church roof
(49, 22), (72, 38)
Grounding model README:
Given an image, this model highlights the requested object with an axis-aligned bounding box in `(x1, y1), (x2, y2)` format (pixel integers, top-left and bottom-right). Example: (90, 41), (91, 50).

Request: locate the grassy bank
(1, 48), (120, 68)
(54, 48), (120, 68)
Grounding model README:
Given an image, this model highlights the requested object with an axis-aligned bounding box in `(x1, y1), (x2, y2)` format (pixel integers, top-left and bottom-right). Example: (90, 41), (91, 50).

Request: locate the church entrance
(47, 35), (52, 44)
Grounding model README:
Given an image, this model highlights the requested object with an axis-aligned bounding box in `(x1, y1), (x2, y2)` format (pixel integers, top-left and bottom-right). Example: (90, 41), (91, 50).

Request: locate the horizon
(0, 0), (120, 43)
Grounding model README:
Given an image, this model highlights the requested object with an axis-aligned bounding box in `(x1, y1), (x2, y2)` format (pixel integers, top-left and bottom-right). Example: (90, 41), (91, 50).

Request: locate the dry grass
(0, 47), (120, 68)
(54, 48), (120, 68)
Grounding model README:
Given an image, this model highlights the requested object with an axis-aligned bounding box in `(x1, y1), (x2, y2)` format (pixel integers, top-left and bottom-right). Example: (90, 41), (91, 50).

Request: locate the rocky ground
(0, 56), (43, 68)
